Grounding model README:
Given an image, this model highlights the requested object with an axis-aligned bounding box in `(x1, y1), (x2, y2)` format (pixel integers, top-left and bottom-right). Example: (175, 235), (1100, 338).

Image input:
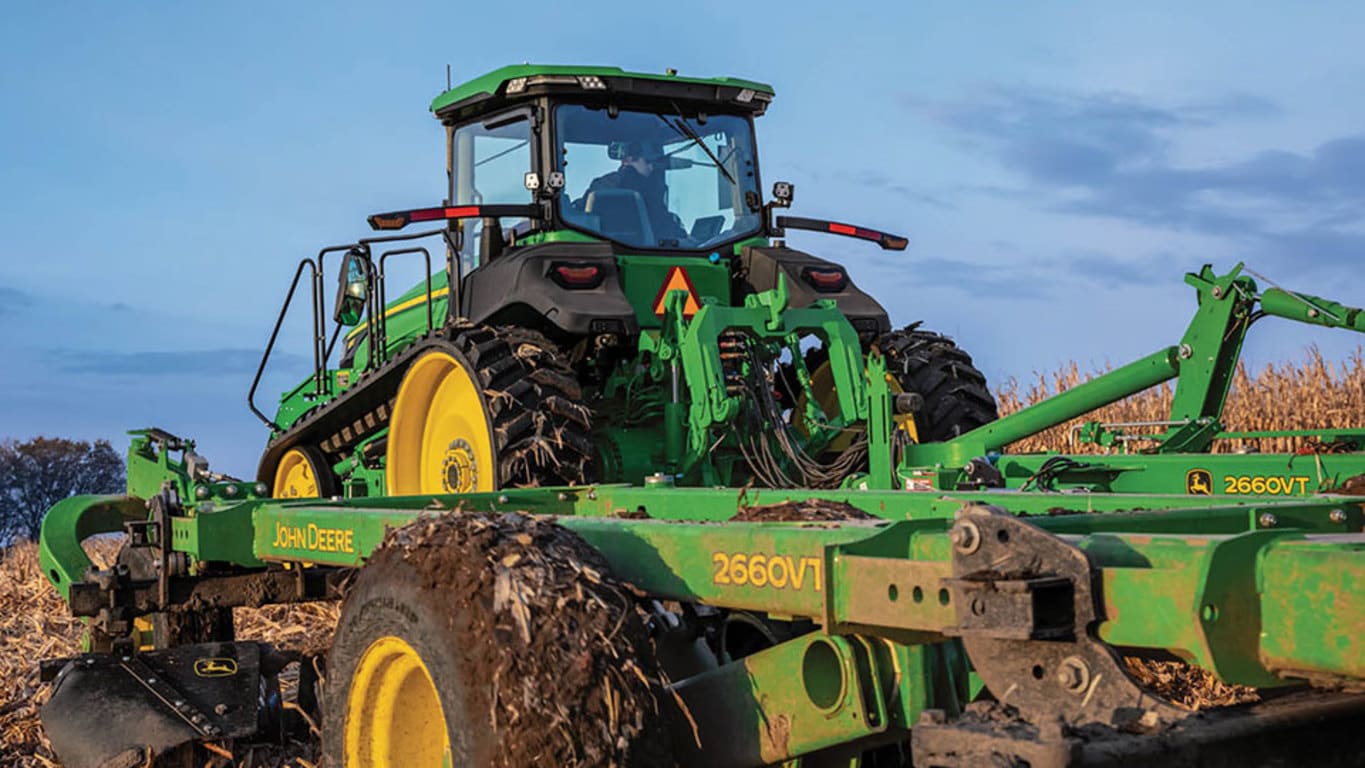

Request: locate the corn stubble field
(1, 349), (1361, 767)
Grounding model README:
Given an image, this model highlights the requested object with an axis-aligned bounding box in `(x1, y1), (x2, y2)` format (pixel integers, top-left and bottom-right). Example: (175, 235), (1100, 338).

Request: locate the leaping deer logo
(193, 658), (238, 677)
(1186, 469), (1213, 496)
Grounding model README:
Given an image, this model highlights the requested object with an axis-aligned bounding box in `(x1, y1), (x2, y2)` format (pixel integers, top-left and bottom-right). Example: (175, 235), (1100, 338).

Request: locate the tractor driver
(581, 141), (688, 242)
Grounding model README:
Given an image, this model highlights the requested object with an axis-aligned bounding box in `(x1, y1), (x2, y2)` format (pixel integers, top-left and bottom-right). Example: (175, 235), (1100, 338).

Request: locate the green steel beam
(670, 633), (890, 766)
(240, 490), (1365, 689)
(38, 495), (145, 601)
(903, 347), (1181, 468)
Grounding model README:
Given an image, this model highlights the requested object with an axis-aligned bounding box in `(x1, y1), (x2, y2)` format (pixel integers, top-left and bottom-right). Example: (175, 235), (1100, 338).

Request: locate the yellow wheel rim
(795, 360), (920, 446)
(387, 351), (496, 496)
(344, 635), (451, 768)
(273, 448), (322, 499)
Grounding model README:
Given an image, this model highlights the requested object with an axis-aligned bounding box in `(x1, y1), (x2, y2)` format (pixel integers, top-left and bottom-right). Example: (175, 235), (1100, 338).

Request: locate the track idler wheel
(385, 324), (592, 495)
(271, 445), (338, 499)
(321, 513), (670, 767)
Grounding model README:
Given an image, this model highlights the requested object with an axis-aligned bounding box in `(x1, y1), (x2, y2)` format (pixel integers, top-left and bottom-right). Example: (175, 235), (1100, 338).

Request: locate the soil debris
(369, 512), (673, 767)
(1124, 657), (1260, 710)
(731, 498), (875, 522)
(1331, 472), (1365, 497)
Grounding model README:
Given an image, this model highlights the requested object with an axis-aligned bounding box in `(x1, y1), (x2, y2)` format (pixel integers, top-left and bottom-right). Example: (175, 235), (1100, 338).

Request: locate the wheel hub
(441, 439), (478, 493)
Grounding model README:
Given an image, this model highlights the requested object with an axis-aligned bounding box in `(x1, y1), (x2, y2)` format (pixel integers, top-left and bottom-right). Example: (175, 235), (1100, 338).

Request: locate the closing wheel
(385, 324), (594, 496)
(386, 350), (495, 495)
(272, 445), (337, 499)
(321, 514), (670, 767)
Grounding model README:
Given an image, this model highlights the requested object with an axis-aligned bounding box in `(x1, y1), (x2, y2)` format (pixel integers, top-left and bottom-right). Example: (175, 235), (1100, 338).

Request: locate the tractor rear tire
(385, 323), (593, 494)
(320, 514), (670, 767)
(875, 323), (998, 440)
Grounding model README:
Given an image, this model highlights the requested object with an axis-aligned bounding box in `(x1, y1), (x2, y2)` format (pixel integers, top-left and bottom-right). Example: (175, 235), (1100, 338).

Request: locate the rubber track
(446, 323), (594, 487)
(256, 323), (593, 488)
(876, 322), (999, 441)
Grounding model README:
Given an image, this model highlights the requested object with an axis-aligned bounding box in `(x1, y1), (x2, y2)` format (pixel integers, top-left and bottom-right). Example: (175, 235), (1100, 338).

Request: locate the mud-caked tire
(875, 323), (998, 440)
(321, 513), (671, 768)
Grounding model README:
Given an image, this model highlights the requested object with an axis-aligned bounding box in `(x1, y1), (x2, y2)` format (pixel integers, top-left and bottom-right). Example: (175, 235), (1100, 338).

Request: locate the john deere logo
(194, 657), (238, 678)
(1186, 469), (1213, 495)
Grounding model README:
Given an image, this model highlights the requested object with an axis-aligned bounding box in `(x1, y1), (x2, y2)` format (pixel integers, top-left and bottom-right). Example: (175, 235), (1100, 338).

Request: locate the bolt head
(1057, 656), (1090, 694)
(497, 494), (509, 504)
(950, 521), (982, 554)
(1259, 512), (1278, 528)
(1330, 509), (1348, 524)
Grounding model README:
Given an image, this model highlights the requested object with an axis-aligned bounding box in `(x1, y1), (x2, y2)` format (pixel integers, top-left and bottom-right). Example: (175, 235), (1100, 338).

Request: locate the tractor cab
(429, 65), (773, 266)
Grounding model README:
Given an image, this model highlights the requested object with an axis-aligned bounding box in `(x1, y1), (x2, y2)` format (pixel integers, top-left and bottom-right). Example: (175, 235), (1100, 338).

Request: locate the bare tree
(0, 437), (125, 544)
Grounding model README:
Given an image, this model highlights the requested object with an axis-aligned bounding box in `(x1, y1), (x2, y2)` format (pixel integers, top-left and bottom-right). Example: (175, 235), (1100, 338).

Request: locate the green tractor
(33, 64), (1365, 768)
(250, 64), (997, 501)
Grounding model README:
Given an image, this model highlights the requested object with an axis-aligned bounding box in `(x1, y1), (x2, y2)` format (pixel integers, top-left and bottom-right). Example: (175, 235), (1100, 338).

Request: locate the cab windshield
(556, 104), (762, 250)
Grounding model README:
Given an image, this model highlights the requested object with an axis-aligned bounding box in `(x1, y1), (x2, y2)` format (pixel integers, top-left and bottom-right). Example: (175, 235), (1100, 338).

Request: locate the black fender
(462, 242), (639, 340)
(736, 246), (890, 339)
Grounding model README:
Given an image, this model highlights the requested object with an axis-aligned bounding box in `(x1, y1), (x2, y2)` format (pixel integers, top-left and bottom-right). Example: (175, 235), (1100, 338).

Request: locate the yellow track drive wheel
(386, 325), (594, 496)
(387, 350), (496, 495)
(272, 445), (337, 499)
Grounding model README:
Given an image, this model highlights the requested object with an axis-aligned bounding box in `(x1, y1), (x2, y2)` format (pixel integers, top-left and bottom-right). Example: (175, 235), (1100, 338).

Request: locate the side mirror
(334, 249), (370, 326)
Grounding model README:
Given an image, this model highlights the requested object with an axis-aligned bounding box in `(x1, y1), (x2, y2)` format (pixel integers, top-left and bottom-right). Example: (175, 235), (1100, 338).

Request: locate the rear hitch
(911, 505), (1365, 767)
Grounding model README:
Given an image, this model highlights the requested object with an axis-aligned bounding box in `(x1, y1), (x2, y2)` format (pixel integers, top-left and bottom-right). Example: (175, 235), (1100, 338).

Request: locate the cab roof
(430, 64), (776, 123)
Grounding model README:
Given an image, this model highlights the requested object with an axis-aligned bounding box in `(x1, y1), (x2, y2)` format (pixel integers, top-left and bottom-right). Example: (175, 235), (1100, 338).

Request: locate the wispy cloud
(0, 286), (33, 314)
(920, 85), (1365, 276)
(47, 348), (309, 376)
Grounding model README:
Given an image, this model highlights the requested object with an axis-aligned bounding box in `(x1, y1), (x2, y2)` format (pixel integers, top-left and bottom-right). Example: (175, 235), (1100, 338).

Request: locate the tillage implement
(34, 64), (1365, 767)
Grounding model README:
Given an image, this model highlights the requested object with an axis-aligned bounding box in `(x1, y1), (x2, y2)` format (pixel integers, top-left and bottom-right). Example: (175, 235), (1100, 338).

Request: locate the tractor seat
(584, 189), (655, 245)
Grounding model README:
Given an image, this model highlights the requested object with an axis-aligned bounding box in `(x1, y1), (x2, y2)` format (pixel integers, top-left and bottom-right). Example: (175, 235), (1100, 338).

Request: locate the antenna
(446, 64), (452, 90)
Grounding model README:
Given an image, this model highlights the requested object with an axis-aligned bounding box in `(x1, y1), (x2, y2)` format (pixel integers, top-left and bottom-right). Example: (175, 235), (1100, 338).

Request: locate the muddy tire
(875, 323), (998, 440)
(321, 514), (670, 767)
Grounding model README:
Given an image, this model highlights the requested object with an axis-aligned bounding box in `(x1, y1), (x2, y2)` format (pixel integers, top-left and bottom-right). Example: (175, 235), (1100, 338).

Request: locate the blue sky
(3, 2), (1364, 476)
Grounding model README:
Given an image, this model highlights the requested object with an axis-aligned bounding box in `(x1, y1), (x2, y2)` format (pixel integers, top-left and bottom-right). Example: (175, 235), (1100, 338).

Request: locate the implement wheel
(386, 324), (592, 495)
(321, 514), (669, 767)
(271, 445), (337, 499)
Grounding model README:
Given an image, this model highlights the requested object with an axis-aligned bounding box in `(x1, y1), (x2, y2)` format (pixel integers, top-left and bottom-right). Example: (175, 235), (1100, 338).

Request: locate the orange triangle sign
(652, 266), (702, 317)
